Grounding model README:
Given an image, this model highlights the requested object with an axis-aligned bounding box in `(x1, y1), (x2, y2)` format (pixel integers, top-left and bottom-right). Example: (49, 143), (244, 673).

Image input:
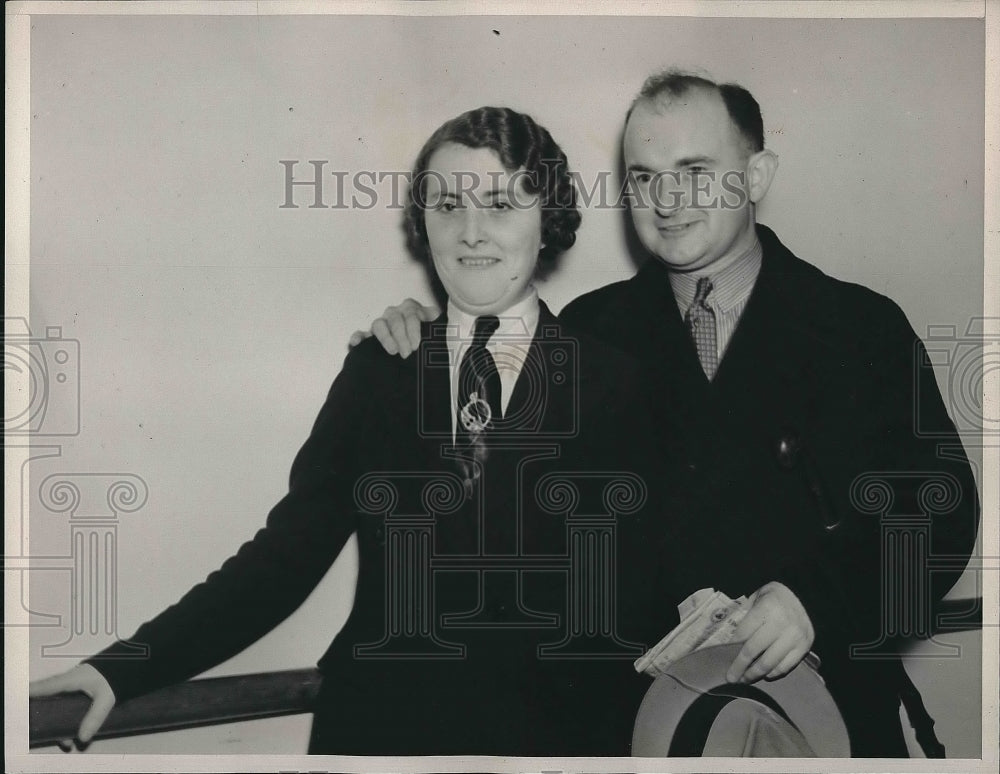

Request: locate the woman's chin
(449, 295), (510, 316)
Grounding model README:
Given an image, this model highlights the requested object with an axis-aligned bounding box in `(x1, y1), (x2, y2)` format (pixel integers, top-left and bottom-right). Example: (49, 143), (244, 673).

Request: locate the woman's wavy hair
(404, 106), (581, 266)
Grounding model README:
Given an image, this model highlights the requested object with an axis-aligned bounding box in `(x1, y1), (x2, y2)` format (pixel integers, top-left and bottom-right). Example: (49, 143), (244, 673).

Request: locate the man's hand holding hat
(726, 581), (815, 685)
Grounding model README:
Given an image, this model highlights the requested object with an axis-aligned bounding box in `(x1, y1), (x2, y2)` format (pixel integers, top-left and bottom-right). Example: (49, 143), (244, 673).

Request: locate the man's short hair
(627, 69), (765, 155)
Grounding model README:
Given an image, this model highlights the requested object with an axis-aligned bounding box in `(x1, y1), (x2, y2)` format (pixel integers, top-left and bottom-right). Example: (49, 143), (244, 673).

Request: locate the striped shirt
(669, 239), (763, 364)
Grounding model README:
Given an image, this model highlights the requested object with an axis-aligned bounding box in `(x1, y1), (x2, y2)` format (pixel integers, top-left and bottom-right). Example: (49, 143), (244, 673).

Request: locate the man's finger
(741, 631), (798, 684)
(417, 303), (441, 322)
(56, 738), (74, 752)
(404, 312), (423, 355)
(348, 329), (370, 348)
(385, 312), (412, 358)
(765, 645), (808, 681)
(726, 624), (773, 683)
(731, 603), (766, 643)
(371, 318), (399, 356)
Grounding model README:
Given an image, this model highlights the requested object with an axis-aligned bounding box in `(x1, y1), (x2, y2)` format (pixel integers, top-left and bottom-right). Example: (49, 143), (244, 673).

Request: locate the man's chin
(651, 251), (703, 272)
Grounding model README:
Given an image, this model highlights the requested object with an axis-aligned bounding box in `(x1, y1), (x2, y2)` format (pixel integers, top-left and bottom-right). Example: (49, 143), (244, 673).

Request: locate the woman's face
(423, 143), (543, 316)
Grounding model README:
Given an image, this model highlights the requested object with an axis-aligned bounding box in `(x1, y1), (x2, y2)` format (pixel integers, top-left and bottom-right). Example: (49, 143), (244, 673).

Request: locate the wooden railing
(30, 668), (322, 747)
(28, 598), (983, 748)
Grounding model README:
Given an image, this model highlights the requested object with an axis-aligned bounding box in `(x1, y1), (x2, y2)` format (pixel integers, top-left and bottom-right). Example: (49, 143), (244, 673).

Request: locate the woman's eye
(491, 200), (511, 211)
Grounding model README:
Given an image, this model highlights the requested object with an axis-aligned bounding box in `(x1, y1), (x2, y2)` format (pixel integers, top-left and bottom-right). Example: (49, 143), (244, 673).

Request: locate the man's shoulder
(552, 313), (641, 378)
(760, 225), (912, 335)
(559, 276), (638, 326)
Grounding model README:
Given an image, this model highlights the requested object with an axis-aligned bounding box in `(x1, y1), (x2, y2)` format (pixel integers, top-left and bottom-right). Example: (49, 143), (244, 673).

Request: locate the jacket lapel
(709, 226), (830, 438)
(504, 301), (584, 436)
(418, 314), (456, 443)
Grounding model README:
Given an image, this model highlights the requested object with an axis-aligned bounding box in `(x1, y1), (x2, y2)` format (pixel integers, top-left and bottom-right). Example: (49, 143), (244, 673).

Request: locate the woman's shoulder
(322, 335), (417, 404)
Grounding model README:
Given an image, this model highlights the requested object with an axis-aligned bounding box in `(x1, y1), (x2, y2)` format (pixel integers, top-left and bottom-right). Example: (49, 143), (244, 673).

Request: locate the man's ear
(746, 149), (778, 204)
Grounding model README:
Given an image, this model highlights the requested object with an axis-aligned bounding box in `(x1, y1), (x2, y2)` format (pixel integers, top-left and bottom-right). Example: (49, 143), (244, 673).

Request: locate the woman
(30, 107), (663, 756)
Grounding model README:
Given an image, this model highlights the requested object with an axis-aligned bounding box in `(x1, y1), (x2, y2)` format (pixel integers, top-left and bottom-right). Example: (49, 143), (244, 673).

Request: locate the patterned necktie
(685, 277), (718, 380)
(456, 315), (501, 495)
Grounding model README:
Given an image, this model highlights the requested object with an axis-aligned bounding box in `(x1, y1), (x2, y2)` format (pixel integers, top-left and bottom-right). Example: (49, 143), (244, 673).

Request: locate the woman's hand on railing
(29, 664), (116, 751)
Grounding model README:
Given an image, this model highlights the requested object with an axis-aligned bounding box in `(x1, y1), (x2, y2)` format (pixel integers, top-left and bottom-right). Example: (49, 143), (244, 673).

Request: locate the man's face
(623, 90), (759, 274)
(423, 143), (542, 316)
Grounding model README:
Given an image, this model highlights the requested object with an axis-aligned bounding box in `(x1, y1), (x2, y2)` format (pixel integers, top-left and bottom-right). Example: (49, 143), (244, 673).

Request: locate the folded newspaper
(634, 587), (751, 677)
(635, 587), (821, 678)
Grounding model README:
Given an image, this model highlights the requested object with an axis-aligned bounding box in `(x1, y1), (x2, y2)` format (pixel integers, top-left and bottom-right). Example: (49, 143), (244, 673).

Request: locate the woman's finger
(78, 688), (115, 744)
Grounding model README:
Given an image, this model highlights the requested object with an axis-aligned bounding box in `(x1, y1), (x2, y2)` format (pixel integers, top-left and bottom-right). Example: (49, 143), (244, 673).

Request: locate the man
(366, 71), (980, 756)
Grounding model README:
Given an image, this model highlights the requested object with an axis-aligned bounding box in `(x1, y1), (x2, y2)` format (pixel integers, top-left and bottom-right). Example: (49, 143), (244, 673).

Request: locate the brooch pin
(459, 391), (492, 434)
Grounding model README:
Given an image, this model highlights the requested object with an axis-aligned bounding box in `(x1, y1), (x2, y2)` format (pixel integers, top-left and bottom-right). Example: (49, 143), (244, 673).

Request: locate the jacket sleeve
(86, 347), (378, 703)
(774, 299), (980, 653)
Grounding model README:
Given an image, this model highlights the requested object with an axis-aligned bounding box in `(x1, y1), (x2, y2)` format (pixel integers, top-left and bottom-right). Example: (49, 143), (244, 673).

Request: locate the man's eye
(687, 166), (707, 175)
(632, 172), (652, 184)
(491, 200), (511, 211)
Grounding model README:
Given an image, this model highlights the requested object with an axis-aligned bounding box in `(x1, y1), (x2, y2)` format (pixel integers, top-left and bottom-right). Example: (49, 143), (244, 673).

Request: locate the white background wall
(22, 11), (985, 758)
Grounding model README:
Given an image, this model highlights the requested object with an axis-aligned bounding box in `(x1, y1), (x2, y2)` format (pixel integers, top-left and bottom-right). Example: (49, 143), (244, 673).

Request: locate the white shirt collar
(446, 287), (540, 345)
(446, 288), (540, 438)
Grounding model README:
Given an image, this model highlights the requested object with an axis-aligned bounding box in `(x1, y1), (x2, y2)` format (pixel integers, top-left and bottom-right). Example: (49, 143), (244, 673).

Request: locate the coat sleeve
(86, 346), (379, 704)
(774, 299), (980, 653)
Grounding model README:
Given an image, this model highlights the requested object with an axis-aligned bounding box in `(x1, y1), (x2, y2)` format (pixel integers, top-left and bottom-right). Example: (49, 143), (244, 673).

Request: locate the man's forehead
(624, 91), (739, 158)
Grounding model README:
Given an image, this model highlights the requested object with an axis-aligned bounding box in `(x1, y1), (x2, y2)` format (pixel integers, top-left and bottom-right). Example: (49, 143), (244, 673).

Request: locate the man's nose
(653, 172), (686, 217)
(459, 208), (487, 246)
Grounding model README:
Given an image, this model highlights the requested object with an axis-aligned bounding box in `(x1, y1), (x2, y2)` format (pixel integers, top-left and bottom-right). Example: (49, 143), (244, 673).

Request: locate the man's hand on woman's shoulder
(348, 298), (440, 358)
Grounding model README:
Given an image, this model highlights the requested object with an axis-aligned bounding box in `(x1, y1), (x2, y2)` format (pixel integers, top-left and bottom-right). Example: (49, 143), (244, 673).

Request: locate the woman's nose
(459, 208), (486, 246)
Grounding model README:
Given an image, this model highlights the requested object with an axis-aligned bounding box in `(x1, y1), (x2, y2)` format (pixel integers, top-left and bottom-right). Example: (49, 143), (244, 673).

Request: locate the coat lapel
(418, 315), (456, 442)
(504, 301), (574, 435)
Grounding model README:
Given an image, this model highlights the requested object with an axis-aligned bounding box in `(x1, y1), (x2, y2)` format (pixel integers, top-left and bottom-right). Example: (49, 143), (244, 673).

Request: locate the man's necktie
(686, 277), (719, 380)
(456, 315), (501, 494)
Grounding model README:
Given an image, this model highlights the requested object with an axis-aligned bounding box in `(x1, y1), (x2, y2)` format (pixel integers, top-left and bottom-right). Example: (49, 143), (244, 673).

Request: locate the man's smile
(657, 221), (697, 235)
